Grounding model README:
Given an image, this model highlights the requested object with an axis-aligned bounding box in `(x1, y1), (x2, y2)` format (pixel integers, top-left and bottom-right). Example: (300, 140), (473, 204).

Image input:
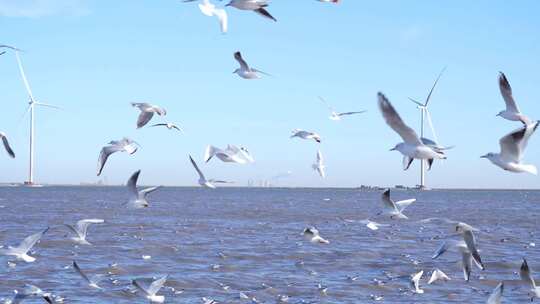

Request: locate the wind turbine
(408, 67), (446, 190)
(14, 51), (60, 186)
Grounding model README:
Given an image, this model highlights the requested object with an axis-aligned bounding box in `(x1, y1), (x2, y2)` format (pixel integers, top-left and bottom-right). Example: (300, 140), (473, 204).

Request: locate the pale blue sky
(0, 0), (539, 188)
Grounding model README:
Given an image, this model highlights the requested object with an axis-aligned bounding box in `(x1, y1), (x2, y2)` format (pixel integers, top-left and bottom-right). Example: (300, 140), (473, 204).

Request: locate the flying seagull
(302, 227), (329, 244)
(126, 170), (161, 208)
(317, 0), (340, 3)
(73, 260), (104, 289)
(379, 189), (416, 219)
(378, 92), (446, 170)
(233, 51), (270, 79)
(131, 103), (167, 129)
(184, 0), (228, 33)
(0, 228), (48, 262)
(497, 72), (531, 125)
(150, 123), (182, 132)
(97, 137), (139, 176)
(0, 132), (15, 158)
(486, 282), (504, 304)
(410, 270), (424, 294)
(432, 239), (483, 281)
(132, 275), (168, 303)
(9, 284), (53, 304)
(225, 0), (276, 22)
(189, 155), (230, 188)
(455, 223), (485, 271)
(481, 121), (539, 175)
(65, 219), (104, 245)
(318, 96), (366, 121)
(312, 150), (325, 178)
(520, 259), (540, 300)
(291, 129), (321, 143)
(427, 269), (451, 284)
(204, 144), (254, 164)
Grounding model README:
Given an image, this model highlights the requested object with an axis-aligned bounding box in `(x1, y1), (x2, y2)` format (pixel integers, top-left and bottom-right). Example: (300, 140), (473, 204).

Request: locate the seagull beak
(389, 147), (396, 151)
(480, 154), (487, 158)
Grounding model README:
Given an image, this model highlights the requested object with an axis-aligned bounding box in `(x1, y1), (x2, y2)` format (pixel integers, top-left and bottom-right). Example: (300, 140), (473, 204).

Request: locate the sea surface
(0, 187), (538, 303)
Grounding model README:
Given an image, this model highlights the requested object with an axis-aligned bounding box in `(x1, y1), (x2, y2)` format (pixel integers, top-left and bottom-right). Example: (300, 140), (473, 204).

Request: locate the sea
(0, 187), (538, 303)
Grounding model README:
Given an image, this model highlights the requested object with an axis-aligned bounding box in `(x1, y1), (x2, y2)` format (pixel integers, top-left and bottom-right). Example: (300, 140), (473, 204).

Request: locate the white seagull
(73, 260), (103, 289)
(150, 123), (182, 132)
(302, 227), (329, 244)
(0, 228), (48, 262)
(204, 144), (254, 164)
(0, 132), (15, 158)
(312, 150), (325, 178)
(131, 102), (167, 129)
(432, 240), (479, 281)
(378, 92), (446, 170)
(233, 51), (270, 79)
(379, 189), (416, 219)
(184, 0), (228, 33)
(497, 72), (531, 125)
(358, 219), (387, 231)
(455, 223), (486, 270)
(8, 284), (53, 304)
(427, 269), (451, 284)
(319, 96), (366, 121)
(290, 129), (321, 143)
(189, 155), (230, 189)
(226, 0), (276, 22)
(317, 0), (340, 3)
(126, 170), (161, 208)
(132, 275), (168, 303)
(97, 137), (139, 176)
(520, 259), (540, 300)
(410, 270), (424, 294)
(486, 282), (504, 304)
(481, 121), (539, 175)
(65, 219), (104, 245)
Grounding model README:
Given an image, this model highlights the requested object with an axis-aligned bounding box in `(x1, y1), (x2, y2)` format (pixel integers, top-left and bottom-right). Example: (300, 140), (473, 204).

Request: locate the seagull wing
(381, 189), (398, 212)
(140, 186), (161, 197)
(0, 134), (15, 158)
(520, 259), (537, 288)
(213, 8), (228, 33)
(254, 7), (276, 21)
(234, 52), (250, 70)
(395, 198), (416, 212)
(190, 155), (206, 180)
(127, 170), (141, 199)
(17, 227), (48, 254)
(337, 111), (367, 117)
(75, 219), (104, 238)
(498, 122), (539, 162)
(378, 92), (421, 145)
(463, 230), (485, 270)
(486, 282), (503, 304)
(498, 72), (519, 112)
(137, 111), (154, 128)
(132, 280), (151, 296)
(150, 123), (167, 127)
(97, 144), (123, 176)
(73, 261), (92, 284)
(147, 275), (168, 296)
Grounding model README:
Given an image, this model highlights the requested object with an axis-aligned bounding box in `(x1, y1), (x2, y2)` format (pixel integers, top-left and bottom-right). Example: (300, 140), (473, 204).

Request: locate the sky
(0, 0), (539, 189)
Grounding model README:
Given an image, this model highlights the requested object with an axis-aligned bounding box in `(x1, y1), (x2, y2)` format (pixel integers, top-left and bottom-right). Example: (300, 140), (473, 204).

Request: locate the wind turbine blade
(424, 66), (446, 107)
(15, 51), (36, 102)
(425, 108), (440, 145)
(36, 102), (62, 110)
(408, 97), (424, 107)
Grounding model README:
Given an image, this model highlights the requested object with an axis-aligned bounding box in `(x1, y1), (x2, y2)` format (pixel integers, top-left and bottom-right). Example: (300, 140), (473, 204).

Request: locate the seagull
(290, 129), (321, 143)
(520, 259), (540, 300)
(184, 0), (228, 33)
(410, 270), (424, 294)
(312, 150), (325, 178)
(486, 282), (504, 304)
(379, 189), (416, 219)
(432, 240), (481, 281)
(132, 275), (168, 303)
(302, 227), (329, 244)
(126, 170), (161, 208)
(318, 96), (366, 121)
(0, 132), (15, 158)
(317, 0), (340, 3)
(131, 103), (167, 129)
(73, 261), (103, 289)
(497, 72), (531, 125)
(358, 219), (387, 231)
(455, 223), (485, 270)
(427, 269), (451, 284)
(233, 51), (270, 79)
(481, 121), (539, 175)
(9, 284), (53, 304)
(225, 0), (276, 22)
(65, 219), (104, 245)
(150, 123), (182, 132)
(189, 155), (230, 188)
(204, 144), (254, 164)
(97, 138), (139, 176)
(0, 228), (48, 262)
(378, 92), (446, 170)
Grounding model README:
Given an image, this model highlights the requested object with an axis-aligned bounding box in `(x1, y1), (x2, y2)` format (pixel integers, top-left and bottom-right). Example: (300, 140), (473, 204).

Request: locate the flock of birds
(0, 0), (539, 303)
